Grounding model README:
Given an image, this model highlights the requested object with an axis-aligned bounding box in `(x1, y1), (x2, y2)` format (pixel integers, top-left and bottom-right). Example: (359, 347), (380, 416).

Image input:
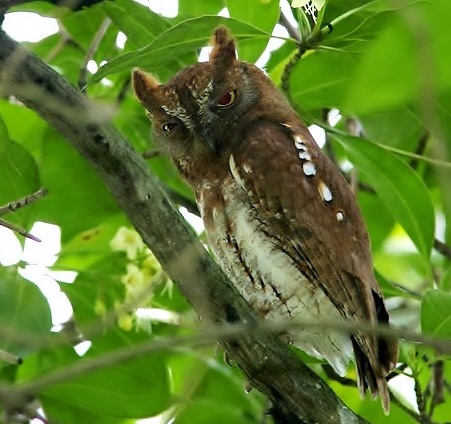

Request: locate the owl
(132, 26), (398, 413)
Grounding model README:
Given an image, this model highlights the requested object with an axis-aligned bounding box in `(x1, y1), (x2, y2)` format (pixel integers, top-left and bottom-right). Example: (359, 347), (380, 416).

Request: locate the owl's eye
(163, 123), (176, 133)
(215, 90), (236, 107)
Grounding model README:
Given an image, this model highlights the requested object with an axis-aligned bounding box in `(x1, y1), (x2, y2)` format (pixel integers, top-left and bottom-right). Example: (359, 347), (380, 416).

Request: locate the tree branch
(0, 30), (369, 424)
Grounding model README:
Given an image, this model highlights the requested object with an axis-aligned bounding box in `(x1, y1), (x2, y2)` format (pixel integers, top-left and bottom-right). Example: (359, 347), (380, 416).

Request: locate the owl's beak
(201, 125), (222, 153)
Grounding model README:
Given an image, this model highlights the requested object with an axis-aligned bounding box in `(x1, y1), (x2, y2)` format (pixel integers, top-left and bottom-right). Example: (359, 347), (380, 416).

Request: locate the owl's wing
(228, 120), (397, 412)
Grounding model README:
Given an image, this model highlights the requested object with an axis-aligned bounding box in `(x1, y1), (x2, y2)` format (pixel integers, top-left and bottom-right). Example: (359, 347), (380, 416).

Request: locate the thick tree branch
(0, 30), (369, 424)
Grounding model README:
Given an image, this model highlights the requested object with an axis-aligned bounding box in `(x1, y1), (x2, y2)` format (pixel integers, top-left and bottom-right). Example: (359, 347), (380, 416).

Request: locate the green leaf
(169, 350), (264, 423)
(421, 289), (451, 338)
(61, 258), (125, 331)
(92, 16), (270, 82)
(20, 331), (171, 419)
(440, 265), (451, 292)
(345, 0), (451, 114)
(60, 5), (111, 51)
(226, 0), (280, 62)
(0, 267), (52, 361)
(55, 332), (170, 418)
(103, 0), (171, 49)
(56, 215), (128, 272)
(32, 127), (120, 242)
(374, 269), (419, 300)
(357, 189), (393, 252)
(0, 116), (40, 229)
(178, 0), (224, 17)
(332, 134), (434, 266)
(358, 107), (424, 152)
(290, 50), (358, 111)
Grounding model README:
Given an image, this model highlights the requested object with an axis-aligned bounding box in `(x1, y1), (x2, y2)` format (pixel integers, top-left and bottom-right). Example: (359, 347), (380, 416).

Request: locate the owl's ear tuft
(210, 26), (237, 66)
(132, 68), (159, 105)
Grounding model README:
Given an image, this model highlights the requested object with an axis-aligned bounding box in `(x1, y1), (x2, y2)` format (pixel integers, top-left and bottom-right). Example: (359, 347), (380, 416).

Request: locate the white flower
(110, 227), (144, 260)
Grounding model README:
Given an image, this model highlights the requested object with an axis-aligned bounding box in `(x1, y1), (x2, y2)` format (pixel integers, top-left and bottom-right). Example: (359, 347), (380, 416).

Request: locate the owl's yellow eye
(216, 90), (236, 107)
(163, 123), (176, 133)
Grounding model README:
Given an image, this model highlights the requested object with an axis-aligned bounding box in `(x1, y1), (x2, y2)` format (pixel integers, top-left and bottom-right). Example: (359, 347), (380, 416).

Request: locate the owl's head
(133, 26), (293, 163)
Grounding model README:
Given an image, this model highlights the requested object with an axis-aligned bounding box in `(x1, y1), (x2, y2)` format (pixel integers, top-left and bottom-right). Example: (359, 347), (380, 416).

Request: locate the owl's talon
(223, 350), (237, 368)
(244, 380), (253, 393)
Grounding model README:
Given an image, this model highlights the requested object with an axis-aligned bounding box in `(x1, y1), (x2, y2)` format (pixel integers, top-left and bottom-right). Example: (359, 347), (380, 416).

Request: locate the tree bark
(0, 30), (368, 424)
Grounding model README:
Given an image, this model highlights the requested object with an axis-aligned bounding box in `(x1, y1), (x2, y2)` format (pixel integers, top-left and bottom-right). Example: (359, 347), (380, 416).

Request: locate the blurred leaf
(0, 116), (40, 229)
(20, 331), (171, 419)
(169, 350), (264, 423)
(51, 331), (170, 418)
(440, 265), (451, 291)
(0, 267), (52, 361)
(25, 33), (85, 86)
(39, 397), (123, 424)
(345, 0), (451, 114)
(357, 189), (393, 252)
(421, 289), (451, 338)
(32, 127), (120, 242)
(333, 133), (435, 266)
(178, 0), (224, 17)
(359, 107), (424, 151)
(93, 16), (271, 81)
(56, 215), (128, 271)
(374, 269), (419, 300)
(60, 5), (110, 51)
(61, 256), (125, 330)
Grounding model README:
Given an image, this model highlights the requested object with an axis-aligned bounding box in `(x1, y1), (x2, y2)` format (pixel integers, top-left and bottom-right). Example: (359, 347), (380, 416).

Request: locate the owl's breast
(197, 176), (353, 376)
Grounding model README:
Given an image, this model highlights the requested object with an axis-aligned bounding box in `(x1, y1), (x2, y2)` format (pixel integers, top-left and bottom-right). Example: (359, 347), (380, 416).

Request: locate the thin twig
(322, 364), (357, 387)
(2, 312), (451, 359)
(0, 218), (41, 242)
(346, 118), (364, 194)
(386, 362), (409, 381)
(429, 360), (445, 418)
(409, 132), (430, 170)
(0, 349), (22, 365)
(278, 9), (300, 42)
(0, 187), (47, 216)
(44, 21), (73, 63)
(142, 149), (161, 159)
(78, 17), (111, 90)
(434, 238), (451, 260)
(116, 75), (131, 105)
(414, 374), (430, 424)
(280, 45), (306, 97)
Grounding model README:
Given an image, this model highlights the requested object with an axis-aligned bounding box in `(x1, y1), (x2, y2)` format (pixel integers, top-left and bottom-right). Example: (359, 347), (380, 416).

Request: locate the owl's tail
(351, 289), (398, 414)
(352, 338), (392, 414)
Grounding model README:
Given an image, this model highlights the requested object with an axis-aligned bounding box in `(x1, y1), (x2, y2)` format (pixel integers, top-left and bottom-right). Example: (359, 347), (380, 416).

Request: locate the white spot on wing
(293, 133), (314, 164)
(318, 180), (332, 202)
(243, 163), (252, 174)
(336, 211), (344, 221)
(298, 151), (312, 161)
(293, 134), (305, 150)
(303, 161), (316, 176)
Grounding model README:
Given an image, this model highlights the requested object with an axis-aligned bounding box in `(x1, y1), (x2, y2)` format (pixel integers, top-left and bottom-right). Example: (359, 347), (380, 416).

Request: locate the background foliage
(1, 0), (451, 423)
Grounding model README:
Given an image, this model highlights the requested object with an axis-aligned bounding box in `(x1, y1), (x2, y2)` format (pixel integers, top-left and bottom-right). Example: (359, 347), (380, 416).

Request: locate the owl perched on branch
(132, 26), (398, 413)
